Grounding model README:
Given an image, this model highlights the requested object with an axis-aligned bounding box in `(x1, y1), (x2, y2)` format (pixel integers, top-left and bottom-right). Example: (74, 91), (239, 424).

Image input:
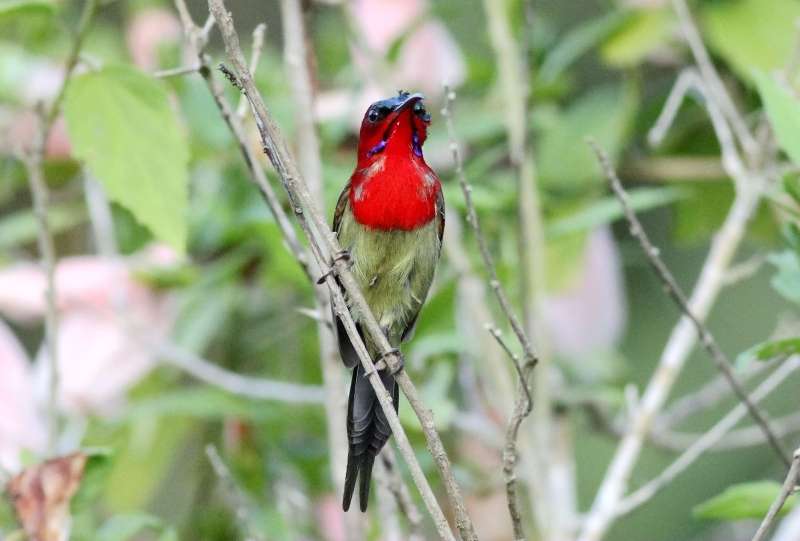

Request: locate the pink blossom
(0, 247), (176, 417)
(0, 321), (46, 471)
(544, 227), (627, 361)
(125, 7), (183, 70)
(317, 0), (465, 123)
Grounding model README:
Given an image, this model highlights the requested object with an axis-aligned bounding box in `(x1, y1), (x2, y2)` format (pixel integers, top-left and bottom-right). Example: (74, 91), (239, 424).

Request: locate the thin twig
(442, 87), (536, 541)
(658, 360), (771, 428)
(237, 23), (266, 120)
(590, 140), (790, 467)
(20, 0), (98, 455)
(752, 448), (800, 541)
(153, 64), (201, 78)
(670, 0), (758, 160)
(616, 358), (800, 517)
(205, 444), (265, 541)
(157, 341), (326, 404)
(206, 2), (474, 538)
(379, 449), (425, 540)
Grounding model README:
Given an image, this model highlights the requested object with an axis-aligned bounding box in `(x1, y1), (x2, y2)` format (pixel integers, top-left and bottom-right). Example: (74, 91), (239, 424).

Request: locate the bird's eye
(367, 108), (380, 122)
(413, 101), (425, 114)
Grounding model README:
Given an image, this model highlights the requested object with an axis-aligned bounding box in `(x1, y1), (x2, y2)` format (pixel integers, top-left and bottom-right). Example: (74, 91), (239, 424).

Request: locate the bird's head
(356, 91), (431, 166)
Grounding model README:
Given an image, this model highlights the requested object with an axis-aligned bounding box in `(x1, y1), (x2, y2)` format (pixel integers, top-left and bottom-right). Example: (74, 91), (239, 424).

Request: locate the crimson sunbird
(332, 91), (444, 512)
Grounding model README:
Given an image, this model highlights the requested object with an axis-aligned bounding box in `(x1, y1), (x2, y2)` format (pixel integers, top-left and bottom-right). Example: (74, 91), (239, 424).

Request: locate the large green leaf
(537, 83), (636, 192)
(601, 8), (674, 67)
(64, 65), (188, 252)
(0, 0), (55, 19)
(754, 71), (800, 165)
(702, 0), (800, 81)
(693, 481), (797, 520)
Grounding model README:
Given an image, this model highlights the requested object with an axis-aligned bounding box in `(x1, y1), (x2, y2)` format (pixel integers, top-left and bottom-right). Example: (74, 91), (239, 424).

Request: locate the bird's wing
(331, 183), (362, 368)
(332, 182), (350, 234)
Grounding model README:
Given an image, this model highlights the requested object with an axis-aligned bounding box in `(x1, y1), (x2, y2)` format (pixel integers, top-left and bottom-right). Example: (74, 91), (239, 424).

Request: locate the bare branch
(276, 1), (361, 537)
(616, 357), (800, 516)
(590, 140), (790, 466)
(670, 0), (758, 159)
(378, 449), (425, 540)
(157, 341), (326, 404)
(153, 64), (201, 78)
(442, 87), (536, 541)
(19, 0), (98, 455)
(237, 23), (267, 120)
(205, 444), (265, 541)
(752, 448), (800, 541)
(205, 2), (475, 538)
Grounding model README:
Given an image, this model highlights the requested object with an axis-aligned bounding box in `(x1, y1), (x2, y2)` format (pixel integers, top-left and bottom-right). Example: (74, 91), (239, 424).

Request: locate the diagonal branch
(752, 448), (800, 541)
(205, 1), (476, 539)
(616, 357), (799, 516)
(590, 140), (790, 467)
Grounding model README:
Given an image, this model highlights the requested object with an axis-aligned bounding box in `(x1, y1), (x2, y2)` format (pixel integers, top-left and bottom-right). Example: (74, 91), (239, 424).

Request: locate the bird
(332, 91), (444, 512)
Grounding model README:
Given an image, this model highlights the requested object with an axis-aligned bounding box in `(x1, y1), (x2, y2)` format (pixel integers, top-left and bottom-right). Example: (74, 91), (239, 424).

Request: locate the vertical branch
(20, 0), (98, 454)
(277, 1), (363, 537)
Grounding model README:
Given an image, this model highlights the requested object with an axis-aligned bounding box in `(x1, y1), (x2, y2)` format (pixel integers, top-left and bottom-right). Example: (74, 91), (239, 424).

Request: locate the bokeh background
(1, 0), (799, 540)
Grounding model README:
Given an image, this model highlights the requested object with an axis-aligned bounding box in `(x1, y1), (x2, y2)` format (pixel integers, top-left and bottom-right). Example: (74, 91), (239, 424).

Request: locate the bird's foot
(316, 249), (352, 284)
(374, 348), (403, 375)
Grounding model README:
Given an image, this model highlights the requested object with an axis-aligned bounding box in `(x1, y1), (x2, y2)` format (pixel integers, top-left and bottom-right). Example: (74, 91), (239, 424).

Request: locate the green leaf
(71, 448), (114, 513)
(64, 65), (189, 252)
(702, 0), (800, 81)
(754, 71), (800, 165)
(601, 8), (674, 67)
(693, 481), (797, 520)
(537, 83), (637, 192)
(0, 0), (55, 19)
(546, 186), (689, 239)
(97, 512), (162, 541)
(539, 12), (626, 83)
(768, 251), (800, 303)
(754, 338), (800, 360)
(0, 202), (85, 250)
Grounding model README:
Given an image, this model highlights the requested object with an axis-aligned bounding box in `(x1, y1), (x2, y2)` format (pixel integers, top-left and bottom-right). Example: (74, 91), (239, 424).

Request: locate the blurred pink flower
(316, 495), (345, 541)
(126, 7), (182, 70)
(0, 246), (176, 417)
(544, 227), (627, 361)
(0, 321), (46, 472)
(317, 0), (465, 123)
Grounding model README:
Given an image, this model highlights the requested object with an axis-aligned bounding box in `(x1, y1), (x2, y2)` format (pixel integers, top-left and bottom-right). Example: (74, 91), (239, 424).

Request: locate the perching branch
(276, 1), (362, 537)
(752, 448), (800, 541)
(205, 2), (476, 539)
(442, 86), (537, 541)
(590, 140), (790, 467)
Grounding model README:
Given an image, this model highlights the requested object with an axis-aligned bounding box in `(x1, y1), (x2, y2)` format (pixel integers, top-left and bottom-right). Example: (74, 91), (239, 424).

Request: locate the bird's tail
(342, 364), (398, 512)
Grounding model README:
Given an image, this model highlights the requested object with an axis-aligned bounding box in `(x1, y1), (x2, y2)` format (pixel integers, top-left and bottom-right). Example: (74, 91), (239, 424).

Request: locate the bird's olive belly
(337, 217), (440, 343)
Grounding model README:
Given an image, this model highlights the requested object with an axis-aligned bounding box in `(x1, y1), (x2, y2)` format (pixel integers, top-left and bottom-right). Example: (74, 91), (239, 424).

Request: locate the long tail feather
(342, 365), (398, 512)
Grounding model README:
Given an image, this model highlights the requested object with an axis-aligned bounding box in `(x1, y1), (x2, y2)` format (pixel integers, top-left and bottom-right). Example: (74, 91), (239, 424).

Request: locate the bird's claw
(375, 348), (403, 375)
(316, 249), (352, 284)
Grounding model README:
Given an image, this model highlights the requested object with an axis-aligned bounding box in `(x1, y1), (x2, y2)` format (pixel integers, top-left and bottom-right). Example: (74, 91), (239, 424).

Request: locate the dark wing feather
(331, 183), (361, 368)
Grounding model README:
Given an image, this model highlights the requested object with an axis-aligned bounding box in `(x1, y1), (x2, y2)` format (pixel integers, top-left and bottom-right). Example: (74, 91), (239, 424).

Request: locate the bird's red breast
(349, 96), (440, 231)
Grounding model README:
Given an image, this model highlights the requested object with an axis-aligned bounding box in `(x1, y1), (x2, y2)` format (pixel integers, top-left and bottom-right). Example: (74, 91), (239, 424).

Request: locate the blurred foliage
(1, 0), (800, 540)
